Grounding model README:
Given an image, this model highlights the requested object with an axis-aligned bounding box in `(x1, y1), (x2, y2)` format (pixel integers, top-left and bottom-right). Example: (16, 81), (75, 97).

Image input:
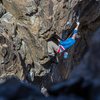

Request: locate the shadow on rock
(0, 77), (45, 100)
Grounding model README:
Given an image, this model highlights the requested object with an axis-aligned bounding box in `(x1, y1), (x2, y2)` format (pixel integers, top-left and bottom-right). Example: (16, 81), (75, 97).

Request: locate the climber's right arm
(72, 22), (80, 39)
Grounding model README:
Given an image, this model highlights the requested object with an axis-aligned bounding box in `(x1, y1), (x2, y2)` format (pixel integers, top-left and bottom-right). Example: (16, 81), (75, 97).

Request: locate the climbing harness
(57, 45), (65, 53)
(56, 44), (69, 60)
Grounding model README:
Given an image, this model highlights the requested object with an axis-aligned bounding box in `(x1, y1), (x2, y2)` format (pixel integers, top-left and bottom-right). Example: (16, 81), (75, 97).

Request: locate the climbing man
(47, 21), (80, 61)
(59, 21), (80, 50)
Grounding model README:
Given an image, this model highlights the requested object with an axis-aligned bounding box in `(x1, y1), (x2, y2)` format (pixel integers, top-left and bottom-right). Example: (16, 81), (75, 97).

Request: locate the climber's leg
(48, 41), (59, 57)
(47, 41), (60, 63)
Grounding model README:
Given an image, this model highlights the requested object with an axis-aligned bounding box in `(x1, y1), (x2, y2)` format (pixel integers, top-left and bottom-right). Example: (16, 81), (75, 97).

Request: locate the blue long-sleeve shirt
(59, 28), (78, 49)
(59, 37), (76, 49)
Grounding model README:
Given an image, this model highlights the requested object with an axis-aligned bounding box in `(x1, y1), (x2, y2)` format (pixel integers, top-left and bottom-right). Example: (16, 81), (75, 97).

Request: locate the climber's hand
(76, 22), (80, 26)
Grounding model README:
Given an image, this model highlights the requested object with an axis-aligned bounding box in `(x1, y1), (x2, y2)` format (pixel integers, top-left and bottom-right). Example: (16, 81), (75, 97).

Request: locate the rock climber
(47, 21), (80, 61)
(59, 21), (80, 51)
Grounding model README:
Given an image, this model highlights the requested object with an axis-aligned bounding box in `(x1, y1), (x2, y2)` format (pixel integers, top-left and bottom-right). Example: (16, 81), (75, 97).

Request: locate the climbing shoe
(63, 52), (68, 59)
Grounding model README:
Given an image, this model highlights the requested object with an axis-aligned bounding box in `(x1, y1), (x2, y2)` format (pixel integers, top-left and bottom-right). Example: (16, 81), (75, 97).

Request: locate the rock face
(0, 0), (99, 88)
(1, 29), (100, 100)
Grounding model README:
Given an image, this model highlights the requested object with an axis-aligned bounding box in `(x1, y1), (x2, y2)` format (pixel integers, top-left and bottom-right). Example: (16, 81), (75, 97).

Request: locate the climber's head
(66, 26), (70, 30)
(65, 21), (72, 30)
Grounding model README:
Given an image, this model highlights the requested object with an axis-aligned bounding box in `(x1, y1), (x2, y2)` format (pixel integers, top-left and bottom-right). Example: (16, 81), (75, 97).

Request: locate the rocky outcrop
(0, 0), (99, 88)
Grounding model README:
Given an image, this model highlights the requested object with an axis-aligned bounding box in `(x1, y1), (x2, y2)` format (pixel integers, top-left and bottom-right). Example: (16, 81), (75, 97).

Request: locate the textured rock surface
(0, 0), (99, 88)
(1, 30), (100, 100)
